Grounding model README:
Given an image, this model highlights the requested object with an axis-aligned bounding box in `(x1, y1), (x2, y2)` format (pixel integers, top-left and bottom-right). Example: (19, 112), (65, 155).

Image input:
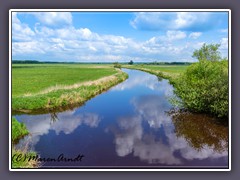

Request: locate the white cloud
(220, 38), (228, 50)
(31, 12), (72, 27)
(166, 30), (187, 41)
(219, 29), (228, 33)
(12, 12), (35, 42)
(12, 41), (46, 55)
(130, 12), (174, 30)
(175, 12), (210, 30)
(189, 32), (202, 39)
(130, 12), (218, 32)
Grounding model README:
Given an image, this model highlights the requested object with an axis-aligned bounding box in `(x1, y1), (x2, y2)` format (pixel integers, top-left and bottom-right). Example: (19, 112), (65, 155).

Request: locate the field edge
(12, 70), (128, 113)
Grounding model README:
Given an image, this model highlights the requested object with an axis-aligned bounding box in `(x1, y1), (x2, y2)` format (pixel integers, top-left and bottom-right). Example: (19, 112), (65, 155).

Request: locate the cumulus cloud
(31, 12), (72, 27)
(130, 12), (175, 31)
(166, 30), (187, 41)
(12, 12), (35, 42)
(189, 32), (202, 39)
(130, 12), (224, 32)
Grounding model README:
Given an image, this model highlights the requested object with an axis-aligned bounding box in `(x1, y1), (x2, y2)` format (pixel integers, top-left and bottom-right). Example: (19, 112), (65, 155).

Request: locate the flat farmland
(12, 64), (116, 97)
(12, 64), (128, 112)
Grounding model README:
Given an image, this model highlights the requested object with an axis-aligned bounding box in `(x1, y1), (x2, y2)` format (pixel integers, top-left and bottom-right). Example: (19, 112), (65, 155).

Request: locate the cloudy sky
(12, 11), (229, 62)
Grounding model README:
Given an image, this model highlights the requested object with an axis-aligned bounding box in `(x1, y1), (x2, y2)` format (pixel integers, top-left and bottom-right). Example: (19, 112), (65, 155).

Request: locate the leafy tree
(128, 60), (134, 65)
(192, 43), (221, 62)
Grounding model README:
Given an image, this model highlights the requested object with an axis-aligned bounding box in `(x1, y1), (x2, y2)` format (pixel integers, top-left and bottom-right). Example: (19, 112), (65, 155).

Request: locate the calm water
(15, 69), (228, 168)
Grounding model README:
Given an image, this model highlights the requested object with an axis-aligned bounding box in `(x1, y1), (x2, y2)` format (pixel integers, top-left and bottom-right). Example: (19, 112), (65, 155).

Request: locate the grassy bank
(12, 117), (38, 168)
(12, 64), (128, 112)
(122, 64), (188, 83)
(12, 117), (29, 143)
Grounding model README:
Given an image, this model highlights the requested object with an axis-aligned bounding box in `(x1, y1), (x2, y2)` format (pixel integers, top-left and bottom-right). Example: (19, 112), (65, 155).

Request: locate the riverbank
(12, 64), (128, 113)
(121, 64), (187, 84)
(12, 117), (39, 168)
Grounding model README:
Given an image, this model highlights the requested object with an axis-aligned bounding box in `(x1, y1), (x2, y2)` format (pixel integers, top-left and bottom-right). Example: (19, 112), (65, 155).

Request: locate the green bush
(173, 60), (228, 118)
(113, 62), (121, 68)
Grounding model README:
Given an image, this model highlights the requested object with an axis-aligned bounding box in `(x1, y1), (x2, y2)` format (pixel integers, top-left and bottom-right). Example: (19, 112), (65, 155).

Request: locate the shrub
(173, 60), (228, 118)
(113, 62), (121, 68)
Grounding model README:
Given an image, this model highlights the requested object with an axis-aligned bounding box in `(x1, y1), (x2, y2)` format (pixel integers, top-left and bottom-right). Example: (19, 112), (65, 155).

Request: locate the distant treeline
(12, 60), (193, 65)
(144, 62), (193, 65)
(12, 60), (81, 64)
(12, 60), (43, 64)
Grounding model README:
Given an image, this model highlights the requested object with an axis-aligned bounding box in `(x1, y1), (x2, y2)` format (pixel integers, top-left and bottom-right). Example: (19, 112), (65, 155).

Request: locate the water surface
(15, 69), (228, 168)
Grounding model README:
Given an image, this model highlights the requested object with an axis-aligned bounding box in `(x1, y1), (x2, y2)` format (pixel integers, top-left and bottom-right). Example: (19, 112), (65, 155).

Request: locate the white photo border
(9, 9), (231, 172)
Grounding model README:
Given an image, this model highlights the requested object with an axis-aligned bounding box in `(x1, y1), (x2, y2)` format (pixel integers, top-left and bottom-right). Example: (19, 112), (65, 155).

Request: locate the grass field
(12, 64), (128, 112)
(122, 64), (189, 81)
(13, 64), (116, 97)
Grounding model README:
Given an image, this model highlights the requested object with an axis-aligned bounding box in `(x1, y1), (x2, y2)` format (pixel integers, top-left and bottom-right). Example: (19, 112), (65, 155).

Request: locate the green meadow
(12, 64), (116, 97)
(12, 64), (128, 112)
(122, 64), (189, 81)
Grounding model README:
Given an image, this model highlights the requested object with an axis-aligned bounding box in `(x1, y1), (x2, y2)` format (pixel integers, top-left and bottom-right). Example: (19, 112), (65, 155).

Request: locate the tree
(128, 60), (133, 65)
(192, 43), (221, 62)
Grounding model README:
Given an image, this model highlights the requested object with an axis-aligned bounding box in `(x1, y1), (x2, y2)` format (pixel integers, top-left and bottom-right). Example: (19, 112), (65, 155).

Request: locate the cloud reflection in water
(109, 94), (228, 165)
(16, 110), (101, 150)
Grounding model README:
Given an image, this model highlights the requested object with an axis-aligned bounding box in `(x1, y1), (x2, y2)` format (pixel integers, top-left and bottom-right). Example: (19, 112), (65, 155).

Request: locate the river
(14, 69), (228, 168)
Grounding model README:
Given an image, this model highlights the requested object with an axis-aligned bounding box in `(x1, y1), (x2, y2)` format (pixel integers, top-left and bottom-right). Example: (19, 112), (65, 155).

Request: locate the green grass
(12, 117), (39, 168)
(133, 65), (189, 73)
(12, 64), (128, 112)
(13, 64), (117, 97)
(12, 117), (29, 143)
(122, 64), (189, 81)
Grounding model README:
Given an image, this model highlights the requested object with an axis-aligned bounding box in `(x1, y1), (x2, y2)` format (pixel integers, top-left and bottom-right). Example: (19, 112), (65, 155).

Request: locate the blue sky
(12, 11), (229, 62)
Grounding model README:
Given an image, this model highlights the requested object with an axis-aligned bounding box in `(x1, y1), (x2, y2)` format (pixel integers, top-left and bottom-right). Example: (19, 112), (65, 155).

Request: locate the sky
(11, 11), (229, 62)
